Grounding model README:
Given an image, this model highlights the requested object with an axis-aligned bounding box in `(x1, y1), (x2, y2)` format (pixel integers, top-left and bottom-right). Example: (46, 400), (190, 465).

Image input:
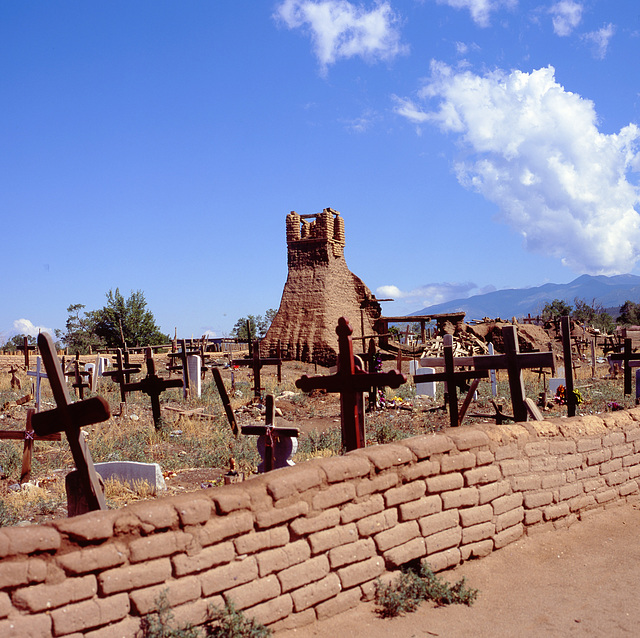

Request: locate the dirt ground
(275, 501), (640, 637)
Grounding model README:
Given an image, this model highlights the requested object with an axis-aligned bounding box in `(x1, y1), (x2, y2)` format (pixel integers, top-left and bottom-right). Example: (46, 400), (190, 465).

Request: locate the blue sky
(2, 0), (639, 342)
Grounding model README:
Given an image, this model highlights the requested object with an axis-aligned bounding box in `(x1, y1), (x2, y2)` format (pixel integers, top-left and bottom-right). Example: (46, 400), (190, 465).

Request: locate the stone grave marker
(187, 355), (202, 398)
(93, 461), (166, 494)
(414, 366), (436, 398)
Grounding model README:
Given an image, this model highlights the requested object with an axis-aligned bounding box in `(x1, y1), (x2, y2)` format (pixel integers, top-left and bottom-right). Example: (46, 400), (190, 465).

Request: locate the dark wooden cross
(212, 367), (239, 437)
(103, 349), (141, 403)
(295, 317), (406, 451)
(560, 316), (577, 417)
(31, 333), (110, 512)
(0, 409), (62, 484)
(123, 348), (183, 429)
(232, 340), (282, 400)
(167, 339), (192, 398)
(609, 336), (640, 397)
(241, 394), (299, 472)
(66, 358), (91, 400)
(415, 334), (489, 429)
(17, 336), (36, 368)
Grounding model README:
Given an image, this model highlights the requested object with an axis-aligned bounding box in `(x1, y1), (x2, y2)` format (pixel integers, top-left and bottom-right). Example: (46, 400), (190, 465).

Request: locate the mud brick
(541, 472), (567, 489)
(402, 459), (440, 482)
(171, 597), (211, 629)
(440, 451), (476, 473)
(234, 526), (289, 555)
(606, 470), (630, 486)
(266, 465), (324, 501)
(98, 557), (172, 595)
(549, 440), (576, 455)
(315, 587), (362, 621)
(626, 427), (640, 442)
(126, 501), (179, 532)
(603, 432), (626, 447)
(211, 487), (251, 515)
(600, 458), (623, 474)
(384, 480), (426, 508)
(129, 575), (201, 615)
(425, 526), (462, 554)
(357, 509), (398, 537)
(55, 511), (117, 542)
(84, 615), (140, 638)
(361, 571), (395, 601)
(619, 480), (639, 496)
(291, 573), (341, 612)
(583, 477), (606, 492)
(329, 538), (375, 569)
(558, 482), (583, 501)
(255, 501), (309, 529)
(569, 494), (597, 512)
(418, 509), (459, 537)
(13, 574), (96, 613)
(499, 459), (530, 476)
(495, 442), (518, 461)
(557, 454), (583, 471)
(337, 555), (384, 589)
(270, 607), (316, 631)
(476, 450), (495, 465)
(611, 444), (634, 459)
(403, 434), (454, 459)
(575, 466), (600, 480)
(0, 614), (51, 638)
(309, 523), (358, 554)
(496, 507), (524, 531)
(493, 522), (524, 549)
(200, 556), (258, 596)
(2, 525), (60, 556)
(524, 440), (549, 456)
(587, 449), (609, 466)
(340, 494), (384, 524)
(399, 494), (442, 521)
(257, 540), (310, 577)
(523, 490), (553, 509)
(492, 492), (523, 515)
(0, 558), (46, 589)
(459, 504), (492, 527)
(630, 465), (640, 479)
(353, 444), (415, 470)
(511, 475), (541, 491)
(424, 547), (460, 572)
(461, 521), (494, 544)
(373, 520), (419, 552)
(460, 539), (493, 560)
(50, 592), (129, 635)
(0, 592), (11, 618)
(129, 530), (194, 563)
(478, 480), (510, 505)
(577, 438), (602, 453)
(246, 594), (293, 626)
(312, 483), (356, 510)
(172, 541), (235, 577)
(320, 455), (371, 483)
(278, 555), (330, 592)
(198, 512), (253, 545)
(356, 472), (398, 497)
(530, 456), (558, 472)
(447, 429), (490, 451)
(383, 537), (426, 569)
(225, 574), (281, 610)
(426, 472), (464, 493)
(441, 486), (479, 509)
(543, 502), (570, 520)
(57, 543), (128, 575)
(290, 509), (341, 536)
(175, 497), (213, 526)
(464, 465), (501, 486)
(623, 453), (640, 467)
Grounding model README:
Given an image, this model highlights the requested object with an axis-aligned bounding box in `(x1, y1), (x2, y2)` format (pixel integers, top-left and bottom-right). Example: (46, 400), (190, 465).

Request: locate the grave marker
(609, 337), (640, 397)
(103, 349), (141, 403)
(212, 368), (239, 437)
(17, 336), (36, 369)
(187, 355), (202, 398)
(232, 340), (282, 401)
(27, 356), (48, 411)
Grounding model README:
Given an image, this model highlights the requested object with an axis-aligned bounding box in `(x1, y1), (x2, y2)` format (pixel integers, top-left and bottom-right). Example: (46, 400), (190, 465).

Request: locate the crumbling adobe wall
(262, 209), (381, 366)
(2, 409), (640, 636)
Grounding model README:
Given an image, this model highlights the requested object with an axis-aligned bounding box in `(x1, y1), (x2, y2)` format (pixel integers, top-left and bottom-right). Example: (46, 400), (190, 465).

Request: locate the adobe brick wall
(2, 408), (640, 636)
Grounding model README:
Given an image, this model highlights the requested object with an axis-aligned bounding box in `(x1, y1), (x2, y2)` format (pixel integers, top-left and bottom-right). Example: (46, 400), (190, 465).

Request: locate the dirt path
(275, 502), (640, 637)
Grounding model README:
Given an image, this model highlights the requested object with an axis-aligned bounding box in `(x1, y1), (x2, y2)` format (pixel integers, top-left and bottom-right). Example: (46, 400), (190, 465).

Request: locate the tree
(617, 300), (640, 327)
(573, 297), (614, 333)
(232, 309), (278, 341)
(93, 289), (168, 348)
(542, 299), (573, 323)
(55, 304), (104, 354)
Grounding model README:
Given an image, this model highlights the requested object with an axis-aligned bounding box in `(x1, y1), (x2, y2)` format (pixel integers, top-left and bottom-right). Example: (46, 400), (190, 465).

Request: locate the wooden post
(561, 316), (576, 417)
(212, 368), (239, 437)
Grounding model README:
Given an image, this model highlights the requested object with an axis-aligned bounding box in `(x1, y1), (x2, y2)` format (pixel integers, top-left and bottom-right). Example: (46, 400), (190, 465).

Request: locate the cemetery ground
(0, 350), (632, 526)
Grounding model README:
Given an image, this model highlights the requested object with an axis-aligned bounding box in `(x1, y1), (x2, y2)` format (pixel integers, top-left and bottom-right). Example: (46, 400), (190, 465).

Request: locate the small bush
(206, 600), (271, 637)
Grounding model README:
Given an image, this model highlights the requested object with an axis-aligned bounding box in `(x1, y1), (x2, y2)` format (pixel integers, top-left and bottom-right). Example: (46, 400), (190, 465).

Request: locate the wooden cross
(232, 340), (282, 400)
(17, 336), (36, 368)
(31, 333), (109, 513)
(295, 317), (406, 451)
(27, 356), (49, 411)
(241, 395), (299, 472)
(561, 316), (577, 417)
(609, 336), (640, 397)
(0, 409), (62, 484)
(167, 339), (192, 398)
(415, 334), (488, 428)
(66, 359), (91, 400)
(123, 348), (183, 429)
(103, 349), (141, 402)
(212, 367), (239, 437)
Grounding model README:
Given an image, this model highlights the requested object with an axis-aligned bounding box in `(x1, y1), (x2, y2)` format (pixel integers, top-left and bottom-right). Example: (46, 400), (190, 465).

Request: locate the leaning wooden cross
(609, 336), (640, 397)
(232, 340), (282, 400)
(124, 348), (183, 429)
(31, 333), (110, 512)
(296, 317), (406, 451)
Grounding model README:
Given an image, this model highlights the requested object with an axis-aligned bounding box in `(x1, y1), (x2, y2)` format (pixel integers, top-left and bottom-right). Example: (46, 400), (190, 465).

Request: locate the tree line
(541, 297), (640, 332)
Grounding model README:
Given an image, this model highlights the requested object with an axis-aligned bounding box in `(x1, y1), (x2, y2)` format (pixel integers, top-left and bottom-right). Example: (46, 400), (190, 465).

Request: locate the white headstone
(187, 355), (202, 398)
(94, 461), (166, 494)
(84, 363), (96, 390)
(415, 367), (437, 398)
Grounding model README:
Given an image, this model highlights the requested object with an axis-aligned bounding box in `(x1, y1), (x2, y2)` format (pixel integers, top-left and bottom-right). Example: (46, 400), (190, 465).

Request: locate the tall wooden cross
(232, 340), (282, 400)
(31, 333), (110, 512)
(123, 348), (183, 429)
(295, 317), (406, 451)
(67, 359), (91, 399)
(103, 349), (141, 402)
(27, 356), (48, 411)
(609, 337), (640, 397)
(212, 368), (239, 437)
(561, 316), (577, 417)
(17, 336), (36, 368)
(167, 339), (192, 398)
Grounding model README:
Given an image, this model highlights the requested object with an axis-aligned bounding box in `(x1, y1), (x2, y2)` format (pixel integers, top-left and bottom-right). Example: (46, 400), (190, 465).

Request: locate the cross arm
(241, 425), (299, 437)
(32, 396), (111, 437)
(296, 369), (406, 394)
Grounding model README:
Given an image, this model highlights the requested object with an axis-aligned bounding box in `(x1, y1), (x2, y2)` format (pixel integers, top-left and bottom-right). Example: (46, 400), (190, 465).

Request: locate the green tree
(55, 304), (104, 354)
(617, 300), (640, 326)
(542, 299), (573, 323)
(232, 309), (278, 341)
(93, 289), (168, 348)
(573, 297), (615, 333)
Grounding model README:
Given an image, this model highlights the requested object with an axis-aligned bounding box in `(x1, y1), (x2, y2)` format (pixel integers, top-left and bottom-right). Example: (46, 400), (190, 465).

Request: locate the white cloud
(376, 282), (485, 309)
(435, 0), (517, 28)
(549, 0), (583, 37)
(583, 23), (615, 60)
(395, 63), (640, 275)
(274, 0), (408, 74)
(13, 318), (53, 338)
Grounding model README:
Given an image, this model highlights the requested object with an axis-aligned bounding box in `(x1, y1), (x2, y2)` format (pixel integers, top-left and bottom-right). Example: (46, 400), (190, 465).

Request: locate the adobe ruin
(262, 208), (382, 366)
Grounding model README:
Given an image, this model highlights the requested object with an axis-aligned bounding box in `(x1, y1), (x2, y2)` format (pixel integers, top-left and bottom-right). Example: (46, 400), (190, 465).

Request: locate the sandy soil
(275, 501), (640, 637)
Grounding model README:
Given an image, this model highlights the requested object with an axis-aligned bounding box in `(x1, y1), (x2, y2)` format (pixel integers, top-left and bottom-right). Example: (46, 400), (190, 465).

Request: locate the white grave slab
(187, 355), (202, 398)
(94, 461), (166, 494)
(415, 367), (436, 398)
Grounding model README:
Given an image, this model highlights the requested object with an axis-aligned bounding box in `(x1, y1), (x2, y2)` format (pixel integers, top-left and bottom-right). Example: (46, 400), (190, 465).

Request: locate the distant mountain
(411, 274), (640, 321)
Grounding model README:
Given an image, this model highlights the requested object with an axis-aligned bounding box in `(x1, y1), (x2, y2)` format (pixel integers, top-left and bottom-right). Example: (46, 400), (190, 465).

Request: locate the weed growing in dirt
(141, 591), (201, 637)
(294, 426), (342, 460)
(375, 561), (478, 617)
